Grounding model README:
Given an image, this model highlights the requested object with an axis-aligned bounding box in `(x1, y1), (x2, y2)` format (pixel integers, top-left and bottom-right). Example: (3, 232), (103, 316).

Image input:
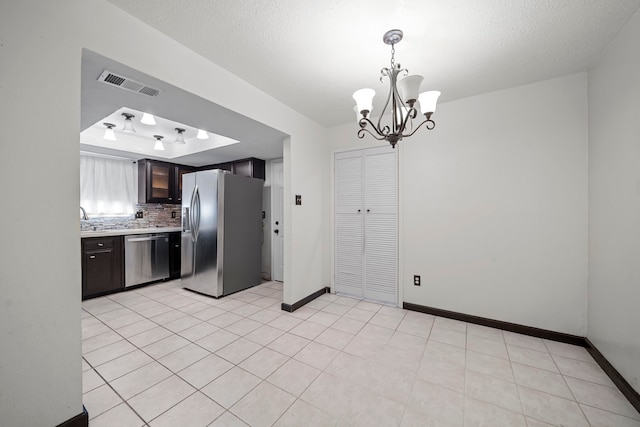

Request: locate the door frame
(271, 158), (284, 282)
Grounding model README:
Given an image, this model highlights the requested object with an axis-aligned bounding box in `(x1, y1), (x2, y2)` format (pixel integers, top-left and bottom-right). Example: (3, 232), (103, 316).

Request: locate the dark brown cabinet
(82, 236), (123, 299)
(175, 165), (196, 203)
(138, 160), (196, 204)
(169, 232), (181, 279)
(200, 157), (265, 180)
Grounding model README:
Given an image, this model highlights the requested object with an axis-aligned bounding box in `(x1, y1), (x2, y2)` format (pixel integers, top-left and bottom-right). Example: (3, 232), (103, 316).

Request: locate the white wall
(328, 74), (589, 335)
(0, 1), (327, 425)
(588, 8), (640, 393)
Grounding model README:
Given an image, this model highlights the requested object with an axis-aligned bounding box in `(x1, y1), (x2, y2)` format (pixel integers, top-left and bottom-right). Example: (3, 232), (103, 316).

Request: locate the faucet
(80, 206), (89, 220)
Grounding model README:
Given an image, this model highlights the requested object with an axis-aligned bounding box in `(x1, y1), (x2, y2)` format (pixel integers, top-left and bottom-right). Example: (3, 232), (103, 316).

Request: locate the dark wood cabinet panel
(175, 166), (196, 203)
(169, 232), (181, 279)
(82, 236), (123, 299)
(200, 157), (265, 180)
(138, 159), (176, 204)
(139, 160), (197, 204)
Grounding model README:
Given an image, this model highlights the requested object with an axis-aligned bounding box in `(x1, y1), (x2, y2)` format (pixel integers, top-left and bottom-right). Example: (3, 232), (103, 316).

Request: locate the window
(80, 154), (137, 216)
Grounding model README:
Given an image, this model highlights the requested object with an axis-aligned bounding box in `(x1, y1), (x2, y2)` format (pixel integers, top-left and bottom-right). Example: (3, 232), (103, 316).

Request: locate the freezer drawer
(124, 233), (170, 287)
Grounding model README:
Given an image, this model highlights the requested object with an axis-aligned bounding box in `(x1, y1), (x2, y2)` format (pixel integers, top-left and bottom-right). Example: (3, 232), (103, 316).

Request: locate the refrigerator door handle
(193, 185), (201, 241)
(189, 185), (198, 242)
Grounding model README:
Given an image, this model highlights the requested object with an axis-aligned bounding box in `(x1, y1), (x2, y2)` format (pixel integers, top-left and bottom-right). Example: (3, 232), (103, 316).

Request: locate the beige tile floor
(82, 280), (640, 426)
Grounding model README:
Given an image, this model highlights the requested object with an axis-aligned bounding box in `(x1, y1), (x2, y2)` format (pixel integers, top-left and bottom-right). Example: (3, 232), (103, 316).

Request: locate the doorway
(271, 159), (284, 282)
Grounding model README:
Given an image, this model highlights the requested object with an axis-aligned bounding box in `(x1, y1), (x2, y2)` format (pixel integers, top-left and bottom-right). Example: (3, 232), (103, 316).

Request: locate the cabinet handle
(357, 209), (361, 213)
(89, 255), (96, 259)
(97, 243), (104, 247)
(174, 244), (179, 248)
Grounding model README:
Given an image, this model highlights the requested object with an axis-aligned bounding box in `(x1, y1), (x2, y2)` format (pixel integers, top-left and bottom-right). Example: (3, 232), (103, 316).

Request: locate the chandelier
(353, 29), (441, 148)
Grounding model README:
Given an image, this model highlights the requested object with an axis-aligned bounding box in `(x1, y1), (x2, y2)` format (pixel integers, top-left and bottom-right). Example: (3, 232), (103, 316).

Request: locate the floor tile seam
(155, 346), (213, 375)
(578, 401), (640, 421)
(261, 393), (300, 427)
(85, 345), (139, 369)
(507, 345), (526, 416)
(517, 382), (588, 413)
(464, 395), (528, 423)
(82, 357), (148, 425)
(140, 388), (201, 425)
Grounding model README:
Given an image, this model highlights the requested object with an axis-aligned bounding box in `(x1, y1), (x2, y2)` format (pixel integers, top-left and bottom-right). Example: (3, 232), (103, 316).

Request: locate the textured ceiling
(107, 0), (640, 127)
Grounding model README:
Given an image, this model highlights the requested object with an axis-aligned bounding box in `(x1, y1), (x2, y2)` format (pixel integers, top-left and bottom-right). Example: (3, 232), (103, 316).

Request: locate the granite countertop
(80, 227), (182, 238)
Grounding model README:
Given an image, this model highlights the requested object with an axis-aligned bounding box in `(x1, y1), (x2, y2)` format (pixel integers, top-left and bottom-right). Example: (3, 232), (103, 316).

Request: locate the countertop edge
(80, 227), (182, 238)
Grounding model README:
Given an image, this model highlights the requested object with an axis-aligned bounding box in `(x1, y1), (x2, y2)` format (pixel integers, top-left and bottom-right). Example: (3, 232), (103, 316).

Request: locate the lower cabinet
(82, 236), (123, 299)
(169, 232), (181, 279)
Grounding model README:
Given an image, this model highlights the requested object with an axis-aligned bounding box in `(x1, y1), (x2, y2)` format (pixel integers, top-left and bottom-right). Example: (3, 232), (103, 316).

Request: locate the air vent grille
(97, 70), (159, 97)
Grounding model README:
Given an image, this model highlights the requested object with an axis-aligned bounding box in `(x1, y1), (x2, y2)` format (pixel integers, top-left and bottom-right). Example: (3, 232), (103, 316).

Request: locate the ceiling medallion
(353, 29), (441, 148)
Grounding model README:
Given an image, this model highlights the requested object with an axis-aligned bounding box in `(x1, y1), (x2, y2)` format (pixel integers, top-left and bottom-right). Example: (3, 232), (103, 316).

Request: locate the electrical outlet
(135, 211), (143, 219)
(171, 211), (176, 218)
(413, 275), (421, 286)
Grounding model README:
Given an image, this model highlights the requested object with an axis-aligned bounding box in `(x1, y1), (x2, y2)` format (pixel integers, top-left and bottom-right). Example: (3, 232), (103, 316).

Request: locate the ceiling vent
(97, 70), (160, 97)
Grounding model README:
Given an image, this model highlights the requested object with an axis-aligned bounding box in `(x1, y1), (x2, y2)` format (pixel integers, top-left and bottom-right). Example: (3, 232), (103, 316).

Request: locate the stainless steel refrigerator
(181, 169), (263, 297)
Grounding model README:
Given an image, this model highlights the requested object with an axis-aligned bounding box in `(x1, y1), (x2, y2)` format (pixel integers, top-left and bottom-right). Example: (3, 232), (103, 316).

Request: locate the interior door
(334, 151), (364, 298)
(272, 159), (284, 282)
(363, 147), (398, 304)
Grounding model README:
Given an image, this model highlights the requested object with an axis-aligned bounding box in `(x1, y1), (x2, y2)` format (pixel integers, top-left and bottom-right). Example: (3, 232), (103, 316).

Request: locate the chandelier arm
(359, 117), (389, 138)
(398, 106), (418, 136)
(357, 127), (386, 141)
(401, 118), (436, 138)
(377, 72), (394, 133)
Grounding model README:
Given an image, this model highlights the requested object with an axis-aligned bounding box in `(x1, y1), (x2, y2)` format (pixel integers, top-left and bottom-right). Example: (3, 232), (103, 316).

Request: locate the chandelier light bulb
(418, 91), (441, 117)
(352, 88), (375, 116)
(103, 123), (116, 141)
(153, 135), (165, 151)
(141, 113), (156, 125)
(196, 129), (209, 140)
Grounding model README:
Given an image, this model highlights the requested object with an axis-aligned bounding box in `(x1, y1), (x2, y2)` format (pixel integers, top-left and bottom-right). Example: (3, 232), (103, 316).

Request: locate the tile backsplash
(80, 204), (181, 231)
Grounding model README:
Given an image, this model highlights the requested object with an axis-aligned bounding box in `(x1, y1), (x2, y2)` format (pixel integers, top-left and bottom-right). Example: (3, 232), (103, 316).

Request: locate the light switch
(295, 195), (302, 205)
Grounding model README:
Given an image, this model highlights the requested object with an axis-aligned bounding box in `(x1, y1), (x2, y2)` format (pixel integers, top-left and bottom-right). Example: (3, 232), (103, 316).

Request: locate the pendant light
(153, 135), (165, 151)
(196, 129), (209, 140)
(141, 113), (156, 125)
(174, 128), (186, 144)
(121, 113), (136, 133)
(353, 29), (441, 148)
(103, 123), (117, 141)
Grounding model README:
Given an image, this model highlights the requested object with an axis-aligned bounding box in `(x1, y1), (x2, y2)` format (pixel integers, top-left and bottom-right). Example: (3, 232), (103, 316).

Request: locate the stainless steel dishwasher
(124, 233), (170, 287)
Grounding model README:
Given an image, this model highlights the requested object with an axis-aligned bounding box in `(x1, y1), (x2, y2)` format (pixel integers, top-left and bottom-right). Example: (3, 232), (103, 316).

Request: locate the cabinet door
(83, 249), (115, 297)
(139, 160), (176, 203)
(175, 166), (195, 203)
(82, 237), (123, 299)
(150, 161), (173, 201)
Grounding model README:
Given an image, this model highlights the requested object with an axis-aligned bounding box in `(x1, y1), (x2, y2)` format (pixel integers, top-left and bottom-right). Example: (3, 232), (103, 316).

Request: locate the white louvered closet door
(334, 146), (397, 304)
(363, 147), (398, 304)
(335, 151), (364, 298)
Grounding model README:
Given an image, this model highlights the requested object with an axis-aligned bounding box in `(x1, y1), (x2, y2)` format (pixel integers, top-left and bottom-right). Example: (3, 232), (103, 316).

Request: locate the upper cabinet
(200, 157), (265, 180)
(138, 159), (195, 204)
(138, 157), (263, 204)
